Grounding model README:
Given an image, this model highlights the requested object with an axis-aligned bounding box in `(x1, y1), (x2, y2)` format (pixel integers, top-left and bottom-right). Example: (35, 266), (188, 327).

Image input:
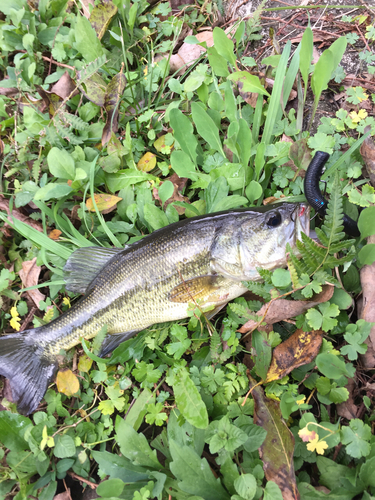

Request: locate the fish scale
(0, 203), (309, 414)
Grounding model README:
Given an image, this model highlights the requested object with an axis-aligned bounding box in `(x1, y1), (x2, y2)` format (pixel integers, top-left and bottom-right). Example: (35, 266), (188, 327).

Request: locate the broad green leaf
(172, 366), (208, 429)
(227, 71), (269, 97)
(96, 478), (125, 497)
(213, 27), (236, 67)
(74, 14), (104, 63)
(170, 108), (198, 166)
(158, 181), (174, 206)
(212, 195), (248, 212)
(341, 419), (371, 458)
(171, 150), (197, 180)
(115, 419), (162, 469)
(47, 147), (75, 179)
(237, 118), (252, 170)
(91, 450), (150, 483)
(207, 46), (229, 77)
(311, 50), (334, 98)
(7, 450), (38, 476)
(34, 183), (73, 201)
(359, 456), (375, 488)
(224, 80), (237, 123)
(204, 176), (228, 213)
(358, 244), (375, 266)
(105, 169), (157, 193)
(358, 206), (375, 239)
(263, 481), (283, 500)
(144, 203), (169, 230)
(0, 412), (31, 452)
(54, 434), (76, 458)
(328, 37), (347, 76)
(246, 180), (262, 204)
(253, 330), (272, 380)
(169, 439), (230, 500)
(125, 388), (154, 431)
(234, 474), (257, 500)
(191, 102), (225, 157)
(316, 353), (350, 379)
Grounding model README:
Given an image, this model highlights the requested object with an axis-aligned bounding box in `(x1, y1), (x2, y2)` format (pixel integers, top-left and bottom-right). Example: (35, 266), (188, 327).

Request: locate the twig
(20, 305), (37, 331)
(68, 471), (97, 489)
(18, 51), (75, 70)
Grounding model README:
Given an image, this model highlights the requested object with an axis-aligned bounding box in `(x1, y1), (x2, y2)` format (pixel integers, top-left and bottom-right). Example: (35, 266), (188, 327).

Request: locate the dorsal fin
(64, 246), (124, 294)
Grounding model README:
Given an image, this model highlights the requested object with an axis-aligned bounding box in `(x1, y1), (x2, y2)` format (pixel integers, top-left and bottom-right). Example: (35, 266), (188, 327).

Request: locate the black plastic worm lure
(304, 151), (360, 237)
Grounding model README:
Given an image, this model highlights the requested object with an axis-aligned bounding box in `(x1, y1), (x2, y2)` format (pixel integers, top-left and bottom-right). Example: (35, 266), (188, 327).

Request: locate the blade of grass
(282, 43), (301, 111)
(89, 158), (122, 248)
(0, 212), (72, 260)
(262, 40), (291, 146)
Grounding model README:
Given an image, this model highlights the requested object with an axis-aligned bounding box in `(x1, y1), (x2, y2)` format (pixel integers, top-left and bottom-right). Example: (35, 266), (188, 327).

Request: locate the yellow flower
(306, 435), (328, 455)
(63, 297), (71, 308)
(10, 306), (21, 331)
(298, 426), (316, 443)
(296, 395), (306, 405)
(349, 109), (368, 124)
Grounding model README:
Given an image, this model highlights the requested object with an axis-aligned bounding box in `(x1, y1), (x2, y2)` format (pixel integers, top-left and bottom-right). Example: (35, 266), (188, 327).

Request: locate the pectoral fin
(98, 330), (140, 357)
(169, 275), (228, 304)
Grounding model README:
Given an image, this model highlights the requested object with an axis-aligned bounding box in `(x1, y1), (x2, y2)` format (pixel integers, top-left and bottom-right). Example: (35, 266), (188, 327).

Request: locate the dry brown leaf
(360, 234), (375, 368)
(0, 195), (43, 233)
(53, 489), (72, 500)
(56, 369), (80, 396)
(170, 43), (204, 73)
(238, 285), (334, 334)
(337, 378), (358, 420)
(266, 329), (323, 383)
(250, 374), (300, 500)
(19, 258), (45, 308)
(86, 194), (122, 212)
(153, 173), (189, 213)
(169, 29), (216, 73)
(50, 71), (78, 100)
(49, 229), (62, 240)
(89, 2), (118, 40)
(360, 127), (375, 187)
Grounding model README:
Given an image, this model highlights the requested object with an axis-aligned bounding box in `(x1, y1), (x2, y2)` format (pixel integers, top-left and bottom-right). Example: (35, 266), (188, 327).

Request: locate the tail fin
(0, 331), (58, 415)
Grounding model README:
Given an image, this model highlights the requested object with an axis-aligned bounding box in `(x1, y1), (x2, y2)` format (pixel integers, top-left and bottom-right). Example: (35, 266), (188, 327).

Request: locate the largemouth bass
(0, 203), (309, 415)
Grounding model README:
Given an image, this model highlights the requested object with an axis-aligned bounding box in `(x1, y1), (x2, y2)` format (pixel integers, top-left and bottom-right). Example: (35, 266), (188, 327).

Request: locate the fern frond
(319, 172), (345, 245)
(210, 330), (222, 361)
(54, 120), (83, 145)
(32, 159), (42, 183)
(78, 55), (107, 83)
(287, 257), (300, 289)
(286, 242), (310, 276)
(62, 112), (89, 131)
(242, 281), (271, 301)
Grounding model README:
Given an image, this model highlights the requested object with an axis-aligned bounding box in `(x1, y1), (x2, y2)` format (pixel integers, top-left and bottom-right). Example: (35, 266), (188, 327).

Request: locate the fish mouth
(295, 203), (310, 241)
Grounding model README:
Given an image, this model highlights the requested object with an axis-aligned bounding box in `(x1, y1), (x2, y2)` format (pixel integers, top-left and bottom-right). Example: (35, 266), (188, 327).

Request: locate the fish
(0, 203), (309, 415)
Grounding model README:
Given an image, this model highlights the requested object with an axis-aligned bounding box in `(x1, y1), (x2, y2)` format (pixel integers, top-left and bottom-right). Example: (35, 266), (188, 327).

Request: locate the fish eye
(266, 212), (282, 228)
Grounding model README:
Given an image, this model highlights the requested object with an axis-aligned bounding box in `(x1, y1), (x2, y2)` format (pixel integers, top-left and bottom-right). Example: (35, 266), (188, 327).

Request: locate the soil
(221, 0), (375, 134)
